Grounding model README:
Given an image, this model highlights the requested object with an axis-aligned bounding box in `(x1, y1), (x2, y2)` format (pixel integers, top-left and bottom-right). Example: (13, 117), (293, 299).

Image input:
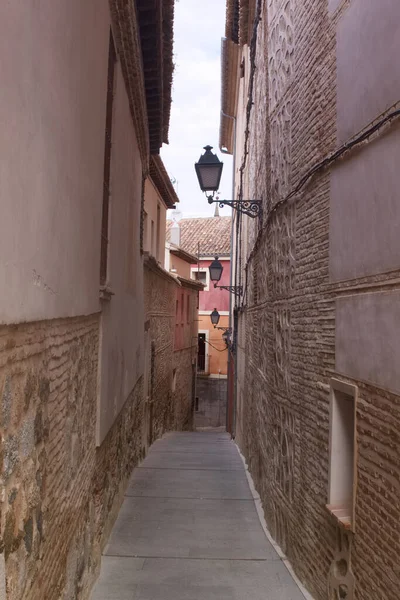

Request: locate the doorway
(197, 333), (206, 373)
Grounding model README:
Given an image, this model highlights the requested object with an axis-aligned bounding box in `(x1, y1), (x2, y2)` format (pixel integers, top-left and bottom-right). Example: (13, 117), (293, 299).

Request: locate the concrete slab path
(91, 431), (306, 600)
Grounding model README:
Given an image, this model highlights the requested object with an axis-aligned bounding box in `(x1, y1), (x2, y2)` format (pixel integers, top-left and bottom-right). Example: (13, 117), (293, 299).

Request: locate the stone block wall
(144, 260), (197, 439)
(0, 314), (146, 600)
(194, 377), (227, 429)
(236, 1), (400, 599)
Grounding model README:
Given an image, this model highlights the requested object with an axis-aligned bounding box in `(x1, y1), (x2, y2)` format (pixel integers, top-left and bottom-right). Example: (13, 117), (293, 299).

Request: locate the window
(143, 211), (148, 251)
(151, 220), (155, 256)
(187, 294), (190, 323)
(100, 30), (117, 286)
(327, 378), (357, 532)
(191, 267), (209, 291)
(197, 333), (206, 373)
(172, 369), (177, 392)
(156, 204), (161, 260)
(181, 293), (184, 324)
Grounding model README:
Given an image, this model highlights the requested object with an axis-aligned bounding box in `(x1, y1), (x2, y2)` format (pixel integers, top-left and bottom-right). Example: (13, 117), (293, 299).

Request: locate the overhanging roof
(149, 156), (179, 209)
(110, 0), (175, 164)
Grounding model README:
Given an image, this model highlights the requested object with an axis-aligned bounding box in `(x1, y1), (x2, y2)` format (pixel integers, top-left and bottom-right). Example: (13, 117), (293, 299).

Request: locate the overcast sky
(161, 0), (233, 218)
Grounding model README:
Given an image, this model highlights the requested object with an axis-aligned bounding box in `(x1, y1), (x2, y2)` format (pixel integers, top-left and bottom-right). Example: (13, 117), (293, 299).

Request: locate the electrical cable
(204, 339), (228, 353)
(247, 107), (400, 264)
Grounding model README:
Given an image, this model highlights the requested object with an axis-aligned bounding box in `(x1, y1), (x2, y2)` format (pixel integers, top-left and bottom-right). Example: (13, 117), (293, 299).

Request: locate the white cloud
(161, 0), (233, 218)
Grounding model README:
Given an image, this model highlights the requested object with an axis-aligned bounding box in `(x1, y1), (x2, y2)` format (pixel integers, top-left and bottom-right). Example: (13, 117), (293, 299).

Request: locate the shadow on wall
(194, 375), (227, 428)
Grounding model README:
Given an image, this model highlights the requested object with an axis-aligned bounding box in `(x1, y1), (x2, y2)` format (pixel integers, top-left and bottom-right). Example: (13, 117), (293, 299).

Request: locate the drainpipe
(220, 110), (237, 437)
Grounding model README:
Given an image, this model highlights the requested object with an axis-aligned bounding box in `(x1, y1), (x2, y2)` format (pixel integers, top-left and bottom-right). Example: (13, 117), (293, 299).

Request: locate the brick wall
(0, 315), (146, 600)
(235, 1), (400, 599)
(144, 260), (197, 438)
(194, 376), (227, 429)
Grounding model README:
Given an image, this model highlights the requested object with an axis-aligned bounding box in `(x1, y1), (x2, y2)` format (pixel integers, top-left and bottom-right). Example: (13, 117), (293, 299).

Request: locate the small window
(187, 294), (190, 323)
(156, 204), (161, 260)
(143, 211), (148, 251)
(327, 378), (357, 532)
(172, 369), (177, 392)
(181, 293), (184, 324)
(191, 268), (209, 291)
(151, 220), (155, 256)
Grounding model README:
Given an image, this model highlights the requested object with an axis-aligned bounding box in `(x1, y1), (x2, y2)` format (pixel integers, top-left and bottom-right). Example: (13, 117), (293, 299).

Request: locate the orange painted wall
(198, 314), (229, 375)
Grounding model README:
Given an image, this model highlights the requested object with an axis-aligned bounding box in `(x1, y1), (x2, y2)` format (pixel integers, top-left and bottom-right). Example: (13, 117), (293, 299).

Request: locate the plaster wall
(336, 0), (400, 142)
(195, 259), (231, 312)
(330, 124), (400, 281)
(0, 0), (110, 324)
(197, 314), (229, 376)
(171, 254), (192, 280)
(97, 62), (144, 444)
(143, 179), (167, 264)
(336, 291), (400, 394)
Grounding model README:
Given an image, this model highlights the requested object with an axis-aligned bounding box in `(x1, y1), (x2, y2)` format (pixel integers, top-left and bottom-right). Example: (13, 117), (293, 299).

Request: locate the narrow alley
(91, 431), (306, 600)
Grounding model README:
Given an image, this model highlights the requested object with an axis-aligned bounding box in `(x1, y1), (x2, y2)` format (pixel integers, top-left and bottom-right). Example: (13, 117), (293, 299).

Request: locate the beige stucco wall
(171, 254), (192, 280)
(0, 0), (111, 324)
(97, 61), (144, 444)
(143, 179), (167, 264)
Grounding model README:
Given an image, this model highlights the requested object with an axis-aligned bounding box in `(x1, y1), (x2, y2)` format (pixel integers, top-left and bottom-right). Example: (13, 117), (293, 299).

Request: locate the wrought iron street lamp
(210, 308), (220, 326)
(194, 145), (223, 193)
(194, 145), (262, 219)
(209, 257), (223, 285)
(209, 309), (232, 346)
(209, 257), (243, 297)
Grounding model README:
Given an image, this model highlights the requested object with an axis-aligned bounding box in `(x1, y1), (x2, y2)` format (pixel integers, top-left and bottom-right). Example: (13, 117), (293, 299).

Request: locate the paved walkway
(91, 431), (306, 600)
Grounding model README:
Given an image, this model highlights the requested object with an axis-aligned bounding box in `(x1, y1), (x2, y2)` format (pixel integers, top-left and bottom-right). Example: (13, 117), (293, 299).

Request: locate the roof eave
(149, 155), (179, 209)
(219, 37), (240, 154)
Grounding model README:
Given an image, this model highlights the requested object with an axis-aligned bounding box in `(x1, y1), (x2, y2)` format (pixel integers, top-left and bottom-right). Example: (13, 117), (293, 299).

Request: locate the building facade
(167, 216), (232, 428)
(143, 167), (201, 444)
(0, 2), (180, 599)
(220, 1), (400, 599)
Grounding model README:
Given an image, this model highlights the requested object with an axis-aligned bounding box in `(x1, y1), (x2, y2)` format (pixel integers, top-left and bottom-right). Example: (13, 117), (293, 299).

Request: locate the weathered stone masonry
(232, 1), (400, 599)
(0, 315), (145, 600)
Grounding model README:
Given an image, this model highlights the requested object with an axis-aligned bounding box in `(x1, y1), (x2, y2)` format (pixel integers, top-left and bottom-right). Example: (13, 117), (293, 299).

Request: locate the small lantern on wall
(210, 308), (220, 326)
(209, 257), (223, 287)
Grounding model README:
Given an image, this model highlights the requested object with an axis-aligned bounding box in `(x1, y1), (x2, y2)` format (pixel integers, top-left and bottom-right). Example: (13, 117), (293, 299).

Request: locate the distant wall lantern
(210, 308), (232, 344)
(194, 145), (262, 219)
(209, 256), (242, 297)
(209, 257), (223, 285)
(210, 308), (220, 326)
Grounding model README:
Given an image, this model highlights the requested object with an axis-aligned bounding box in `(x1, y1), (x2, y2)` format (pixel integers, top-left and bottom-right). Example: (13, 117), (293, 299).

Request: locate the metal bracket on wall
(207, 196), (262, 219)
(215, 285), (243, 297)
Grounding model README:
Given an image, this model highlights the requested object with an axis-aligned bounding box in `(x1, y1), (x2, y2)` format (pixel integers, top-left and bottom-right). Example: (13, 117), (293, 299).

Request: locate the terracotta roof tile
(167, 216), (232, 257)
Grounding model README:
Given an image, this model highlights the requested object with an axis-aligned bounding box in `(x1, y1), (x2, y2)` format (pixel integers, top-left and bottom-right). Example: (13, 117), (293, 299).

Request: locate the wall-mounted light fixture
(210, 308), (232, 342)
(209, 257), (242, 297)
(194, 145), (262, 219)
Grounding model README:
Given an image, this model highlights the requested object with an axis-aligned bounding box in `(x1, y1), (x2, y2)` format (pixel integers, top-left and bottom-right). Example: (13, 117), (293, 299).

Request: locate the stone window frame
(190, 267), (210, 291)
(326, 378), (358, 533)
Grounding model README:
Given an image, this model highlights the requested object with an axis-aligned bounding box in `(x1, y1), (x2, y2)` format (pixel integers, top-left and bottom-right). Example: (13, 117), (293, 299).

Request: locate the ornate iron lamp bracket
(215, 284), (243, 297)
(207, 195), (262, 219)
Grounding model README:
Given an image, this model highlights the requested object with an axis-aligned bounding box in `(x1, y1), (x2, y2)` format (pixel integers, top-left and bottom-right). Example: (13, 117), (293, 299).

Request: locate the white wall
(97, 62), (144, 444)
(0, 0), (110, 324)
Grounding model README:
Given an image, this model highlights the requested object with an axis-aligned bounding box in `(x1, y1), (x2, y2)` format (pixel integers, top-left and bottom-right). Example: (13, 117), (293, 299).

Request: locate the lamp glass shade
(209, 257), (223, 284)
(195, 146), (223, 192)
(210, 308), (220, 326)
